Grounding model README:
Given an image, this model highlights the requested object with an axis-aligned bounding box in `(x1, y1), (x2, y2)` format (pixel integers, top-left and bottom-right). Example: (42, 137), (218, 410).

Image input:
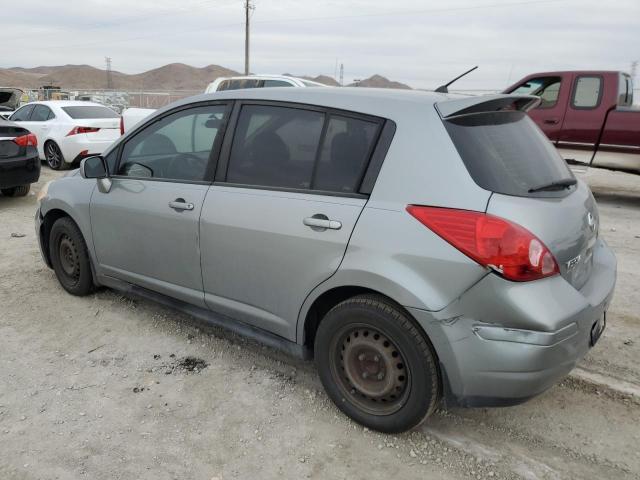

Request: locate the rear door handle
(543, 119), (559, 125)
(169, 199), (194, 211)
(303, 215), (342, 230)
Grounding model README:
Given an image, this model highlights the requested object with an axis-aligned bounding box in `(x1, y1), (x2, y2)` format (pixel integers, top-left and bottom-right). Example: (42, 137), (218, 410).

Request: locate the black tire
(1, 185), (30, 197)
(49, 217), (94, 296)
(45, 141), (68, 170)
(315, 294), (440, 433)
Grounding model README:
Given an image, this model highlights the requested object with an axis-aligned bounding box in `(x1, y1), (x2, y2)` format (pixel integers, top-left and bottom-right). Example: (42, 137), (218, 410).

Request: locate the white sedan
(9, 101), (120, 170)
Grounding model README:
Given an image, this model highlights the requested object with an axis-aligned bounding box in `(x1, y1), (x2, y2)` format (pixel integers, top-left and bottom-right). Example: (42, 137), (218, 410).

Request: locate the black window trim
(570, 74), (604, 110)
(213, 99), (394, 198)
(112, 100), (232, 185)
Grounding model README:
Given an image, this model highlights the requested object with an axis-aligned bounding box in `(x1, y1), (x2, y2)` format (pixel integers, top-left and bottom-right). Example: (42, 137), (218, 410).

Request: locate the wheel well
(40, 209), (71, 267)
(304, 286), (406, 355)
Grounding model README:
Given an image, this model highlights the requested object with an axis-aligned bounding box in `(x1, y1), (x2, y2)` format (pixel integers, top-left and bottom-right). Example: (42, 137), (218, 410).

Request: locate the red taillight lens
(406, 205), (559, 282)
(13, 133), (38, 147)
(67, 126), (100, 136)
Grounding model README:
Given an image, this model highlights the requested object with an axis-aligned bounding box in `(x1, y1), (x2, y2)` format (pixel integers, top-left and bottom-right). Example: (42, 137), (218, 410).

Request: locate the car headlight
(37, 181), (51, 204)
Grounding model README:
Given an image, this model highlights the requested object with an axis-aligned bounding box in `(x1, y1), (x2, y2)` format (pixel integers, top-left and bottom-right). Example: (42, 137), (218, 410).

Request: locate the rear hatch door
(438, 95), (597, 290)
(0, 120), (28, 159)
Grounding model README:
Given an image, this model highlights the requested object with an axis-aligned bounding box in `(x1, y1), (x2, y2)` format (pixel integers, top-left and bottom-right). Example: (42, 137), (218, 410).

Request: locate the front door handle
(543, 119), (559, 125)
(303, 215), (342, 231)
(169, 199), (194, 211)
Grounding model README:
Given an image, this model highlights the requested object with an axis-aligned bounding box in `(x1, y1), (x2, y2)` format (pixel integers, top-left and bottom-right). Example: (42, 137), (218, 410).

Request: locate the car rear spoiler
(436, 94), (540, 119)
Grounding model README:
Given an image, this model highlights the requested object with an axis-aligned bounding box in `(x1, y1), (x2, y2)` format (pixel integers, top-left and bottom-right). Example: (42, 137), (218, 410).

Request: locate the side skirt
(97, 274), (312, 361)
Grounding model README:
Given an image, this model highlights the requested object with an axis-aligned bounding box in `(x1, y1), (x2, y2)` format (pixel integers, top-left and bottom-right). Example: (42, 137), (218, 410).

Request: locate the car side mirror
(80, 155), (112, 193)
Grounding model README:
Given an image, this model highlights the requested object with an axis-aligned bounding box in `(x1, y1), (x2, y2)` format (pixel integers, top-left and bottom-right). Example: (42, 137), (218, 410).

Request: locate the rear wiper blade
(528, 178), (577, 193)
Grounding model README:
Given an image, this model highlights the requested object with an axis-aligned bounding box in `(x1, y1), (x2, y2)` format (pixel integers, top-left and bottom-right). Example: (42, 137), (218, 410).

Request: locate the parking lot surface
(1, 166), (639, 480)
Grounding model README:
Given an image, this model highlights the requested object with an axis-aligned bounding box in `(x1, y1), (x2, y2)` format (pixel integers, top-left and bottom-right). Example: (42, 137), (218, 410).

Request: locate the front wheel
(45, 141), (68, 170)
(49, 217), (94, 296)
(315, 294), (440, 433)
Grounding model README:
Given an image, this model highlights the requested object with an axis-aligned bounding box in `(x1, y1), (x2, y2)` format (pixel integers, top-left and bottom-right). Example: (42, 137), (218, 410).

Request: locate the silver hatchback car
(36, 88), (616, 433)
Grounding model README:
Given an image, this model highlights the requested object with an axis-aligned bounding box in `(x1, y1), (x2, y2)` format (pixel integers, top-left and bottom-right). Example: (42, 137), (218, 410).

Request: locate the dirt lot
(1, 166), (639, 480)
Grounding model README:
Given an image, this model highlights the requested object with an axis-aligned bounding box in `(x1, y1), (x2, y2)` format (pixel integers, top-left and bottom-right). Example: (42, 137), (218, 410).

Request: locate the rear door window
(443, 111), (573, 197)
(217, 79), (263, 91)
(313, 115), (379, 193)
(31, 105), (53, 122)
(571, 76), (602, 109)
(226, 105), (324, 189)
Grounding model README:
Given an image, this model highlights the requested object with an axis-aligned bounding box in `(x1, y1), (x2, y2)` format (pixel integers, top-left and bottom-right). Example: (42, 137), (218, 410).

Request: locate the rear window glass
(62, 106), (119, 119)
(443, 111), (573, 197)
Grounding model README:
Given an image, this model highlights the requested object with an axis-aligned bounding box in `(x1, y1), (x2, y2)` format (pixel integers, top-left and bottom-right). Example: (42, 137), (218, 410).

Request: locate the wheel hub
(336, 327), (408, 414)
(59, 235), (79, 278)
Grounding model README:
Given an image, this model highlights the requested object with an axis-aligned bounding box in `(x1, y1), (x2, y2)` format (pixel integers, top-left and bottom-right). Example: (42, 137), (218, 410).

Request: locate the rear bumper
(409, 238), (616, 407)
(59, 133), (118, 165)
(0, 153), (40, 189)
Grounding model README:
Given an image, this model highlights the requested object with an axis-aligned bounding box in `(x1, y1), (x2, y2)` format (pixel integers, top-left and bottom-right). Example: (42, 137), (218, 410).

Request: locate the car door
(557, 74), (606, 165)
(90, 102), (230, 307)
(200, 102), (384, 340)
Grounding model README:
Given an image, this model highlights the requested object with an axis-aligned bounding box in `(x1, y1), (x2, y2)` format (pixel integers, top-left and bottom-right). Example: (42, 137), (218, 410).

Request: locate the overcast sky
(3, 0), (639, 89)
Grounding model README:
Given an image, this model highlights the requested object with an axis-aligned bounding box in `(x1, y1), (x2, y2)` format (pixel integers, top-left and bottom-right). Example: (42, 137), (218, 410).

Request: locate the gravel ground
(1, 166), (639, 480)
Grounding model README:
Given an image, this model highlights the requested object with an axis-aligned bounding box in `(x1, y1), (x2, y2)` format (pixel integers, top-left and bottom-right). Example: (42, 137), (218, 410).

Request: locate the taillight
(13, 133), (38, 147)
(406, 205), (559, 282)
(67, 126), (100, 136)
(119, 116), (124, 135)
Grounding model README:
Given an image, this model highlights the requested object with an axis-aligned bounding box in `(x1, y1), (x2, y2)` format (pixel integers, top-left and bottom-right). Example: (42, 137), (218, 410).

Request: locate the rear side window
(227, 105), (324, 189)
(571, 76), (602, 109)
(62, 106), (120, 119)
(443, 111), (573, 197)
(313, 115), (379, 192)
(263, 80), (292, 88)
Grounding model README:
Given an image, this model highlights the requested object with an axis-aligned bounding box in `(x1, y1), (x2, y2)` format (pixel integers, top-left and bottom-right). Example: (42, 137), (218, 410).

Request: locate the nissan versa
(35, 88), (616, 433)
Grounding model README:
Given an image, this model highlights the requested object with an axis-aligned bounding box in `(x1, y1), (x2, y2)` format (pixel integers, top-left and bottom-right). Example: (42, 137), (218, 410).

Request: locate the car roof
(171, 87), (459, 121)
(32, 100), (108, 107)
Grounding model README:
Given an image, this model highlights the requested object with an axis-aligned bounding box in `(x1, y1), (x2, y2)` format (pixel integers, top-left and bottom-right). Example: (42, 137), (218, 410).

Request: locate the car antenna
(434, 66), (479, 93)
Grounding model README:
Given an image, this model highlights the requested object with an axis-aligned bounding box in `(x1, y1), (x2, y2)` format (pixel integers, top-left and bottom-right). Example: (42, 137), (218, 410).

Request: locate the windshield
(62, 106), (119, 119)
(444, 111), (574, 197)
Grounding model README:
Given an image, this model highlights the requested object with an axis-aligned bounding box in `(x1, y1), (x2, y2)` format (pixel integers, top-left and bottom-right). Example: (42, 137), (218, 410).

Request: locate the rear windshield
(62, 106), (119, 119)
(443, 111), (573, 197)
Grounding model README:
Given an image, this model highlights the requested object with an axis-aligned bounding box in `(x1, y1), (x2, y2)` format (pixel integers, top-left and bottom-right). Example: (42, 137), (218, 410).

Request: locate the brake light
(67, 126), (100, 136)
(119, 116), (124, 135)
(406, 205), (559, 282)
(13, 133), (38, 147)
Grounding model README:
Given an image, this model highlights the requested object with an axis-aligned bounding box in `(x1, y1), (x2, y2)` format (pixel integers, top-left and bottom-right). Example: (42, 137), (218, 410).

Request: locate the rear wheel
(45, 141), (68, 170)
(315, 294), (440, 433)
(1, 185), (30, 197)
(49, 217), (94, 296)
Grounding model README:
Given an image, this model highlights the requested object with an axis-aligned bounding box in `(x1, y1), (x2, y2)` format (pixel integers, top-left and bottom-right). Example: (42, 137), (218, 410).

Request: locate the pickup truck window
(443, 111), (573, 197)
(571, 76), (602, 109)
(510, 77), (561, 108)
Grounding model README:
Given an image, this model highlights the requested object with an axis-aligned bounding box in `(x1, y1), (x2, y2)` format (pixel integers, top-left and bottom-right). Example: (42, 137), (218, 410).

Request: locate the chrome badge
(566, 254), (581, 270)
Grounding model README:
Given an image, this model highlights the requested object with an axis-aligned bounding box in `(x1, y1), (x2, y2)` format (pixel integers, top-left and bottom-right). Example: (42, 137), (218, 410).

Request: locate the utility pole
(631, 60), (638, 83)
(339, 63), (344, 86)
(244, 1), (254, 75)
(105, 56), (113, 90)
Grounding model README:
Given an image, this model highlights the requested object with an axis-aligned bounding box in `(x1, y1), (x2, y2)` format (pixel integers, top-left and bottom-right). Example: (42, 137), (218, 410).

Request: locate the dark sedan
(0, 118), (40, 197)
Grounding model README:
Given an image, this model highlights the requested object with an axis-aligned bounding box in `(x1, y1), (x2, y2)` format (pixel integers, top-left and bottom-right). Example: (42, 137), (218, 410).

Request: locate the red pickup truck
(504, 71), (639, 173)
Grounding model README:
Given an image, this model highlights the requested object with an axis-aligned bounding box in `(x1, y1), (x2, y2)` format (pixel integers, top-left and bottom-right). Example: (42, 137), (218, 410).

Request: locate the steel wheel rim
(58, 234), (79, 281)
(330, 323), (410, 416)
(46, 143), (61, 169)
